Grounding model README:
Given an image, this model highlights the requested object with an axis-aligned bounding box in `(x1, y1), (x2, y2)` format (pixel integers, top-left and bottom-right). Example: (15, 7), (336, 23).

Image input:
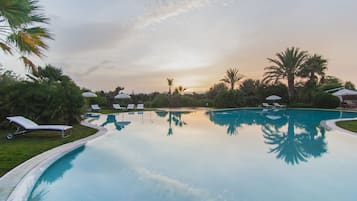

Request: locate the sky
(2, 0), (357, 93)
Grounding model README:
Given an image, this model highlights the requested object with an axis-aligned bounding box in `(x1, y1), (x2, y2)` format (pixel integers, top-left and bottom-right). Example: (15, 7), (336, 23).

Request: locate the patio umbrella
(114, 92), (131, 99)
(82, 92), (97, 98)
(115, 92), (131, 117)
(266, 95), (282, 101)
(332, 89), (357, 96)
(332, 88), (357, 102)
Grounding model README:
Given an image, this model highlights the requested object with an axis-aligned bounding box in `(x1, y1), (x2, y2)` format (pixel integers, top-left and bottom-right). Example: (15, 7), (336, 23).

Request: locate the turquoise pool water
(28, 109), (357, 201)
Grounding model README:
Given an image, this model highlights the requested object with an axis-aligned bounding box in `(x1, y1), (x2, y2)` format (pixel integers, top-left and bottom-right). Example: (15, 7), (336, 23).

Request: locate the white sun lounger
(273, 102), (286, 108)
(91, 104), (101, 111)
(113, 104), (125, 110)
(127, 104), (135, 110)
(6, 116), (72, 139)
(137, 104), (144, 110)
(262, 103), (273, 108)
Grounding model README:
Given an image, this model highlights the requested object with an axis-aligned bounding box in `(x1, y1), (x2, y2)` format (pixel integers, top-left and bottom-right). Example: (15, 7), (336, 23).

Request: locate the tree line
(0, 0), (356, 126)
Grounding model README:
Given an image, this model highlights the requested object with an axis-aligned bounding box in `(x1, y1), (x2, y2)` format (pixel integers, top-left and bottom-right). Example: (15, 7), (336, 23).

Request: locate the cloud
(50, 0), (216, 56)
(79, 60), (113, 76)
(51, 23), (129, 54)
(135, 167), (221, 201)
(134, 0), (211, 29)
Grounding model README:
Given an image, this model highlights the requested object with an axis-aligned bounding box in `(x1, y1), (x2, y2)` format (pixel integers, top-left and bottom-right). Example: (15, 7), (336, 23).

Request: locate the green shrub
(0, 69), (84, 125)
(214, 90), (244, 108)
(288, 102), (313, 108)
(313, 93), (340, 108)
(150, 94), (211, 108)
(151, 94), (169, 107)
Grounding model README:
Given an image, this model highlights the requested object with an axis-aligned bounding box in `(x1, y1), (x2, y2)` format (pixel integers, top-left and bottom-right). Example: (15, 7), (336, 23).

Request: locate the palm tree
(174, 85), (186, 95)
(167, 78), (173, 95)
(38, 64), (64, 82)
(345, 81), (356, 90)
(299, 54), (327, 83)
(220, 68), (244, 90)
(263, 47), (307, 102)
(0, 0), (52, 73)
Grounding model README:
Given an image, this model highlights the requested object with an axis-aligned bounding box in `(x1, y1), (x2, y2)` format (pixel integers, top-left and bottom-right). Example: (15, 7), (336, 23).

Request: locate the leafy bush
(288, 102), (314, 108)
(313, 92), (340, 108)
(170, 95), (201, 107)
(0, 68), (84, 125)
(255, 83), (289, 104)
(150, 93), (211, 108)
(151, 94), (169, 108)
(214, 90), (245, 108)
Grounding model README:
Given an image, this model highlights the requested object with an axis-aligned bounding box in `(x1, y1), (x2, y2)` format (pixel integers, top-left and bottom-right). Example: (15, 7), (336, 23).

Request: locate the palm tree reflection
(263, 119), (308, 165)
(207, 109), (330, 165)
(262, 110), (328, 165)
(29, 146), (86, 200)
(101, 114), (131, 131)
(155, 111), (189, 136)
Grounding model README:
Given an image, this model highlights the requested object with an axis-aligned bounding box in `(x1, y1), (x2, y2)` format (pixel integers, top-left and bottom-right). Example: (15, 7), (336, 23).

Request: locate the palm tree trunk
(288, 76), (295, 103)
(168, 86), (171, 108)
(230, 82), (234, 90)
(309, 72), (315, 82)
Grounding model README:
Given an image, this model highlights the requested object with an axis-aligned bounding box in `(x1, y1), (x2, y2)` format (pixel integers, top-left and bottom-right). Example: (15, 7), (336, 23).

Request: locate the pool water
(28, 109), (357, 201)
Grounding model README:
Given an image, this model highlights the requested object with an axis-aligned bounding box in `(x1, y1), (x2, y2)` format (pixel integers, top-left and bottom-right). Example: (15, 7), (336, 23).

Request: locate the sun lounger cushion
(113, 104), (125, 110)
(91, 104), (101, 110)
(7, 116), (72, 131)
(137, 104), (144, 110)
(127, 104), (135, 110)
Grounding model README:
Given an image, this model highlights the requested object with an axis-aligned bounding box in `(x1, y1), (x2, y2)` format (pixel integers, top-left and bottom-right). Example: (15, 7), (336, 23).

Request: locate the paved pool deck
(0, 121), (107, 201)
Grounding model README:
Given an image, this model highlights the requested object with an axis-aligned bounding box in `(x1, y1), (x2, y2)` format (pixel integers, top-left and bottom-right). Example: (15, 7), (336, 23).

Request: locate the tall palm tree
(174, 85), (186, 95)
(220, 68), (244, 90)
(299, 54), (327, 83)
(263, 47), (307, 102)
(0, 0), (52, 73)
(167, 78), (173, 95)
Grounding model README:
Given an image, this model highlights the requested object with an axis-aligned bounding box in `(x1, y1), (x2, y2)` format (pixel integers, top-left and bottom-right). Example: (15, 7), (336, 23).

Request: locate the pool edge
(323, 118), (357, 137)
(0, 121), (107, 201)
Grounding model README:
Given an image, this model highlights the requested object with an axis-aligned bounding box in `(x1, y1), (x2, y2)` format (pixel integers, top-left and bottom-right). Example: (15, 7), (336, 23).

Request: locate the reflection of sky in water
(29, 109), (357, 201)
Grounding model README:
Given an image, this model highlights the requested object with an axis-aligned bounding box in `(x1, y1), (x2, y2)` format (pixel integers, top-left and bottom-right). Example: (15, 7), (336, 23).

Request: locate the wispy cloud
(51, 0), (214, 56)
(81, 60), (113, 75)
(134, 0), (211, 29)
(136, 167), (222, 201)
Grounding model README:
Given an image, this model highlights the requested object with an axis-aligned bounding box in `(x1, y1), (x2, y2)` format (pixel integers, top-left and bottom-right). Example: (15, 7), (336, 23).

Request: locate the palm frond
(8, 26), (52, 57)
(0, 42), (12, 54)
(20, 56), (38, 75)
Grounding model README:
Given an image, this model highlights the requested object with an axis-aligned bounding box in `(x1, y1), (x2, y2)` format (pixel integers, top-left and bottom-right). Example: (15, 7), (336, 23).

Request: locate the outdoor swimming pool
(28, 109), (357, 201)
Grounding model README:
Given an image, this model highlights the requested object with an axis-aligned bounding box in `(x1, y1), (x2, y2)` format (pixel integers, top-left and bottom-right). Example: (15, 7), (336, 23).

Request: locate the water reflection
(155, 111), (190, 136)
(262, 117), (326, 165)
(207, 110), (287, 136)
(101, 114), (131, 131)
(30, 146), (86, 201)
(44, 146), (86, 183)
(83, 113), (100, 123)
(207, 109), (356, 165)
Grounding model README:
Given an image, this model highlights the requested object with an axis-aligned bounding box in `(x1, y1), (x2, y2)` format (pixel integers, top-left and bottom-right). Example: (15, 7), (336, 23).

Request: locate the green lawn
(336, 120), (357, 132)
(0, 125), (97, 177)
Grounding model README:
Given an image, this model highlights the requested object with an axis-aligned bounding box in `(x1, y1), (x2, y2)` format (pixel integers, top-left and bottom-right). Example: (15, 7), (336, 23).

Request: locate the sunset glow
(2, 0), (357, 92)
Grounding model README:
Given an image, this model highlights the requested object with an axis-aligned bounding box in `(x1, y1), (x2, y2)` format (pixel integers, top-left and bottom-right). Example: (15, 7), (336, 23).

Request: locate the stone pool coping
(0, 121), (107, 201)
(322, 118), (357, 137)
